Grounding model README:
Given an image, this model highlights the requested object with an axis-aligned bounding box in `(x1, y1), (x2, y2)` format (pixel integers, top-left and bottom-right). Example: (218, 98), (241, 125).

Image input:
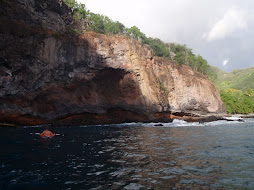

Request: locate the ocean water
(0, 118), (254, 190)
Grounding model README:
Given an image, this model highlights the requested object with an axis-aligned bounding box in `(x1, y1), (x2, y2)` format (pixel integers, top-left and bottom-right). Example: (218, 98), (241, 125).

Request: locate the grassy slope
(213, 67), (254, 90)
(212, 66), (254, 114)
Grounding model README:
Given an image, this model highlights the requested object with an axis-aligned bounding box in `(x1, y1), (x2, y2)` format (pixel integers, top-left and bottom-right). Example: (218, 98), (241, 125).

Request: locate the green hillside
(213, 67), (254, 114)
(220, 88), (254, 114)
(215, 67), (254, 90)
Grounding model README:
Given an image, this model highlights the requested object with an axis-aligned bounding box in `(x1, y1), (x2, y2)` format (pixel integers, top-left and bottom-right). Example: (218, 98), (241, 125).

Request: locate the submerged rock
(0, 0), (225, 125)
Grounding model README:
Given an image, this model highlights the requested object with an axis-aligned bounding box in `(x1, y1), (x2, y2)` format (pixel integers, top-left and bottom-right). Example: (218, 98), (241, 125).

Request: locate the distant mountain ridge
(213, 67), (254, 90)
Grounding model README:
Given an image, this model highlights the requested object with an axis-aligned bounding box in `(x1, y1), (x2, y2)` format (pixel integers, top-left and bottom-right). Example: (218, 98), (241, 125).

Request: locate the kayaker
(40, 126), (55, 138)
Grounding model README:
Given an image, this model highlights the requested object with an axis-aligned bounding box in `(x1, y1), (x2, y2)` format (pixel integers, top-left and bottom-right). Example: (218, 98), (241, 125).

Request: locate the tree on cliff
(87, 13), (105, 33)
(86, 14), (127, 35)
(126, 26), (147, 43)
(63, 0), (77, 8)
(146, 38), (170, 58)
(63, 0), (89, 20)
(167, 43), (213, 75)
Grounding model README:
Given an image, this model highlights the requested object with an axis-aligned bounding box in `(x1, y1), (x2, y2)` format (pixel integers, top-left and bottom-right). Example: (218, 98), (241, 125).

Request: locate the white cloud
(222, 59), (229, 66)
(203, 6), (247, 42)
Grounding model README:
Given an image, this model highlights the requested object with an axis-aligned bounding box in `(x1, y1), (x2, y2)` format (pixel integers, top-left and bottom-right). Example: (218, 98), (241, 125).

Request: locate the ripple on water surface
(0, 118), (254, 189)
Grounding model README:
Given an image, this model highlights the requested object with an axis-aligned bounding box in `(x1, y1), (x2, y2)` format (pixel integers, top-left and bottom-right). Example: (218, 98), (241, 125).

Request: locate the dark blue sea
(1, 118), (254, 190)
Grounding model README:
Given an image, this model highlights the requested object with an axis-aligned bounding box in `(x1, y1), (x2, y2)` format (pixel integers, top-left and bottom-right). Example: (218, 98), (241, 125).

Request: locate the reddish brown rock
(0, 0), (225, 126)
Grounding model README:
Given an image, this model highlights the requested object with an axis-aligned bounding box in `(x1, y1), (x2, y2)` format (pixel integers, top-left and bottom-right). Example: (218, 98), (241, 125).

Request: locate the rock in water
(0, 0), (225, 125)
(154, 124), (164, 127)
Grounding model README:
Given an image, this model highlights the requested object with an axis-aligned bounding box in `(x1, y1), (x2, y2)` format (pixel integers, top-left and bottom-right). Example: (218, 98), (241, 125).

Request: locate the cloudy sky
(77, 0), (254, 71)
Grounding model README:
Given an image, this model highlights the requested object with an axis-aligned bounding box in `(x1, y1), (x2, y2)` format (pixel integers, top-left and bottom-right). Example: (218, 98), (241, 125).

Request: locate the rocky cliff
(0, 0), (225, 125)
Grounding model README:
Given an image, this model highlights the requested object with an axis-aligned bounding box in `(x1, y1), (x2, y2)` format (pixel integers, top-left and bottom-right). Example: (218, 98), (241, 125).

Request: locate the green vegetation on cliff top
(63, 0), (216, 81)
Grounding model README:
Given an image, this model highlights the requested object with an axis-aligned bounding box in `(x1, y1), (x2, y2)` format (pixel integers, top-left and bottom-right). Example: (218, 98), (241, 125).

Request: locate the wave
(223, 116), (243, 120)
(92, 118), (254, 128)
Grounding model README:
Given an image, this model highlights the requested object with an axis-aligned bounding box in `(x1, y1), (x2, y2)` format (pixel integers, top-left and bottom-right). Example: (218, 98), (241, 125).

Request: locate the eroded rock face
(0, 0), (225, 125)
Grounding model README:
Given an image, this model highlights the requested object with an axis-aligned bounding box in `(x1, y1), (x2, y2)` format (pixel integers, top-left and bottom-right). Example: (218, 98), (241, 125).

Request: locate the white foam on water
(204, 120), (236, 126)
(114, 122), (143, 127)
(171, 119), (200, 127)
(23, 125), (44, 128)
(204, 118), (254, 126)
(145, 119), (201, 128)
(223, 116), (242, 120)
